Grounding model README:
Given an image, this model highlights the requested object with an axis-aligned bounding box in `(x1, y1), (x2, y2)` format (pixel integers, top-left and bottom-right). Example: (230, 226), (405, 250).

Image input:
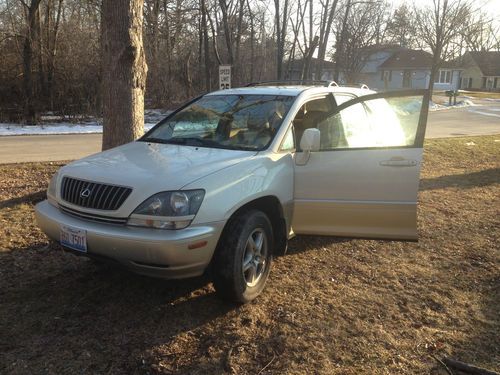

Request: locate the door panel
(293, 148), (422, 240)
(292, 89), (429, 240)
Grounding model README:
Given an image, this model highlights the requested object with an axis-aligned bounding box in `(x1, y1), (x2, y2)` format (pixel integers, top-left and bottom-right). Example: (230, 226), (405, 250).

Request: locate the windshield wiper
(142, 136), (259, 151)
(141, 137), (171, 144)
(167, 137), (216, 146)
(142, 136), (209, 146)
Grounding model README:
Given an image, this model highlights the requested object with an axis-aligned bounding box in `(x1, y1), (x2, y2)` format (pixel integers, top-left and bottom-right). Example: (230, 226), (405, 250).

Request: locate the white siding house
(356, 48), (461, 91)
(459, 51), (500, 91)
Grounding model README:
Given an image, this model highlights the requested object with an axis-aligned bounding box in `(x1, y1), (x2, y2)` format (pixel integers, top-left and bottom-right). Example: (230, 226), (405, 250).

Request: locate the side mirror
(300, 128), (320, 152)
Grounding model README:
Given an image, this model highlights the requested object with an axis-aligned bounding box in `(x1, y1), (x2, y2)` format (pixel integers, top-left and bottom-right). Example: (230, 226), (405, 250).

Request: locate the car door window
(292, 97), (333, 150)
(319, 94), (424, 150)
(280, 126), (295, 151)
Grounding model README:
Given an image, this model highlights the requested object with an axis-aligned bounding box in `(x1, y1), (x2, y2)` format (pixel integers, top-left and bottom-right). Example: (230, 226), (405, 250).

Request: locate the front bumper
(35, 200), (225, 279)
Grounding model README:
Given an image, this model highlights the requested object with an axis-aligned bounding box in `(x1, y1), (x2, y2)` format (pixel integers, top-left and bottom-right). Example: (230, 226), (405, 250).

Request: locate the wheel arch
(218, 195), (288, 257)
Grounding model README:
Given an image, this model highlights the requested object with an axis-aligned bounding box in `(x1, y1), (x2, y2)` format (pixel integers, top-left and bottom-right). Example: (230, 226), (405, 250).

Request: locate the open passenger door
(292, 89), (430, 240)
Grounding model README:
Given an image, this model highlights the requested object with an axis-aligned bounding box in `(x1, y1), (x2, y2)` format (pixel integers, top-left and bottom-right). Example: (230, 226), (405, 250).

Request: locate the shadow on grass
(286, 235), (351, 256)
(0, 189), (46, 209)
(0, 245), (236, 374)
(420, 168), (500, 191)
(446, 273), (500, 373)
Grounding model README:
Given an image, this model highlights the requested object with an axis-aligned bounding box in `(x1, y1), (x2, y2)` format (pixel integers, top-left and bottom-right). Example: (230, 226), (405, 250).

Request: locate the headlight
(127, 190), (205, 229)
(47, 171), (59, 205)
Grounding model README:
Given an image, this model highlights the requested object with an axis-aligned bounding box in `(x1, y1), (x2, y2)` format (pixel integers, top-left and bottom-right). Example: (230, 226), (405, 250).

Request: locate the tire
(212, 210), (274, 303)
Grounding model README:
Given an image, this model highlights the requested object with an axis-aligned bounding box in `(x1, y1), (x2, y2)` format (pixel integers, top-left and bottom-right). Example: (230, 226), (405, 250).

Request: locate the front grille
(59, 205), (128, 225)
(60, 177), (132, 211)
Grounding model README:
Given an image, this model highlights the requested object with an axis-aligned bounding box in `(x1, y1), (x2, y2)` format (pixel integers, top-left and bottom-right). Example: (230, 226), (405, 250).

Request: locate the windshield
(142, 94), (295, 150)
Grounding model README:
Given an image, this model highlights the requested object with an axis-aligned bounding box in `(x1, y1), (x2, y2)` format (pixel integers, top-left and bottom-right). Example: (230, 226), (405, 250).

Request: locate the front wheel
(212, 210), (273, 303)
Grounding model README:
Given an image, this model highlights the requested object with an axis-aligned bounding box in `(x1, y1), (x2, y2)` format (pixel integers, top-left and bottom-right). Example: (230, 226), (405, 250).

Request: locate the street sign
(219, 65), (231, 90)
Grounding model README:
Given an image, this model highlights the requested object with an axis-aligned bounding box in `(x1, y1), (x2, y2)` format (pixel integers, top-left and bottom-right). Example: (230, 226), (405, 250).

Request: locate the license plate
(60, 225), (87, 253)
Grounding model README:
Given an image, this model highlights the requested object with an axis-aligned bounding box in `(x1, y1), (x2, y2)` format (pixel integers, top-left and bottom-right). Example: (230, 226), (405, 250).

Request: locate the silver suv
(36, 82), (429, 303)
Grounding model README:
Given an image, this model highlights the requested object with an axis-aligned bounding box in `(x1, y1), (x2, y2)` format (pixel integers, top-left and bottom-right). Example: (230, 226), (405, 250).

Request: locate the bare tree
(101, 0), (148, 150)
(20, 0), (43, 124)
(314, 0), (339, 79)
(385, 3), (418, 48)
(414, 0), (473, 91)
(460, 11), (500, 52)
(333, 0), (352, 82)
(200, 0), (211, 90)
(274, 0), (289, 79)
(44, 0), (64, 109)
(334, 0), (388, 83)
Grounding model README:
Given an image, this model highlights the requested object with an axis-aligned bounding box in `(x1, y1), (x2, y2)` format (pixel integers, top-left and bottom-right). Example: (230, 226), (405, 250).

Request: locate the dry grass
(458, 91), (500, 99)
(0, 136), (499, 374)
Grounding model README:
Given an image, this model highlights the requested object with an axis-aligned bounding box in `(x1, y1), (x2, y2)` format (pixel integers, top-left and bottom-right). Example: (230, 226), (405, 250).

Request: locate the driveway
(1, 101), (499, 164)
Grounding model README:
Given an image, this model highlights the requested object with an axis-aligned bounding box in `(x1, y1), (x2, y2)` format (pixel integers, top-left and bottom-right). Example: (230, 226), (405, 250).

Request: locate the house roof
(468, 51), (500, 76)
(379, 49), (433, 69)
(360, 43), (403, 53)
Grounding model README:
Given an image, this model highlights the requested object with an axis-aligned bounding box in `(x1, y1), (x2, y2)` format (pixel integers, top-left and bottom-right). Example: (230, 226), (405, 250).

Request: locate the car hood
(61, 141), (257, 194)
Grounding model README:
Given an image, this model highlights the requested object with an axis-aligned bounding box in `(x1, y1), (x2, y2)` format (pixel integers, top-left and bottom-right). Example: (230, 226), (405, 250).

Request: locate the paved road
(0, 134), (102, 164)
(1, 101), (499, 164)
(426, 99), (500, 138)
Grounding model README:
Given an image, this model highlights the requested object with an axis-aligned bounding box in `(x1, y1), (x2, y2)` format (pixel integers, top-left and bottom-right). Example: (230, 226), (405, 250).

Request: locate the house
(459, 51), (500, 91)
(356, 44), (403, 89)
(357, 47), (461, 91)
(286, 58), (336, 81)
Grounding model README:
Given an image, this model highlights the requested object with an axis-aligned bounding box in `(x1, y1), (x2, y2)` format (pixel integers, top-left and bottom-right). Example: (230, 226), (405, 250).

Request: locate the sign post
(219, 65), (231, 90)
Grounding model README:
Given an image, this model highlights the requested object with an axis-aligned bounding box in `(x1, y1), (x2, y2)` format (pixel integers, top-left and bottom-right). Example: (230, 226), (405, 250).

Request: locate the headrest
(247, 116), (269, 130)
(306, 98), (330, 112)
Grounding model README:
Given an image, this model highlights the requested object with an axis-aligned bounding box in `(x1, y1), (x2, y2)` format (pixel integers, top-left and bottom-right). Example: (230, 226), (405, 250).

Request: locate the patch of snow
(0, 122), (158, 136)
(0, 109), (171, 136)
(429, 99), (477, 111)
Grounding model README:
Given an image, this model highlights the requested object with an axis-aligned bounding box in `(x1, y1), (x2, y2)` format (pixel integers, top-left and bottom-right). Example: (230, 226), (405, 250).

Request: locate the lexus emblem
(80, 188), (91, 199)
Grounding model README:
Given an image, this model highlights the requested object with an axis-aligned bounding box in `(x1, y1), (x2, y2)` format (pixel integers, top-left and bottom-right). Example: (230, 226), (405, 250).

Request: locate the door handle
(379, 158), (417, 167)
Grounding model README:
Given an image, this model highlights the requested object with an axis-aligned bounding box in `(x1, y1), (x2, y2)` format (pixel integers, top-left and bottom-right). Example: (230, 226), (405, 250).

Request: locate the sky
(390, 0), (500, 27)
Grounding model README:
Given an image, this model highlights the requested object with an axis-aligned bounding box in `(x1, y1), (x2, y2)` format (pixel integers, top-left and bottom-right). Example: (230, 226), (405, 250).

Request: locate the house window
(381, 70), (392, 81)
(434, 69), (451, 84)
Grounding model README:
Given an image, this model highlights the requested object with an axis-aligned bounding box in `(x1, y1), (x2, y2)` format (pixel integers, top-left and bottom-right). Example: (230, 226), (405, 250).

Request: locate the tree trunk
(36, 6), (46, 100)
(219, 0), (235, 78)
(201, 0), (211, 91)
(301, 35), (318, 80)
(146, 0), (161, 106)
(315, 0), (338, 79)
(234, 0), (245, 85)
(334, 0), (351, 82)
(274, 0), (289, 79)
(47, 0), (64, 110)
(274, 0), (282, 79)
(247, 0), (255, 82)
(22, 0), (43, 125)
(207, 7), (222, 66)
(101, 0), (148, 151)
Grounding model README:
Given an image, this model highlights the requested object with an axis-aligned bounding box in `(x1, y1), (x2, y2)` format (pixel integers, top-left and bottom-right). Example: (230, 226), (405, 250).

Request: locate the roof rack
(342, 83), (370, 89)
(245, 80), (339, 88)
